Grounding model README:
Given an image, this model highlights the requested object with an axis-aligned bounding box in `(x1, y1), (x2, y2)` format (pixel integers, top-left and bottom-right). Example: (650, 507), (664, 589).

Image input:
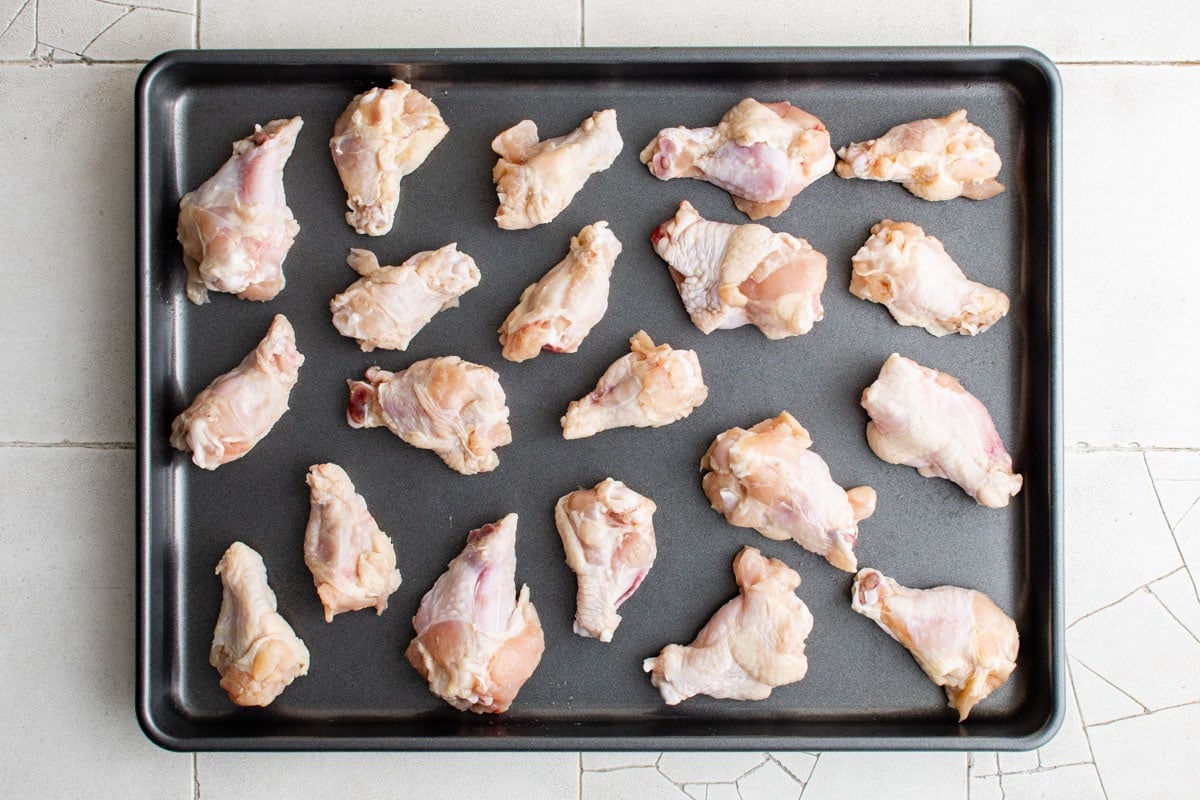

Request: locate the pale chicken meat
(178, 117), (302, 304)
(330, 244), (480, 352)
(499, 222), (621, 362)
(170, 314), (304, 470)
(330, 80), (449, 236)
(850, 220), (1009, 337)
(406, 514), (545, 714)
(652, 200), (827, 339)
(347, 357), (512, 475)
(861, 354), (1023, 508)
(701, 412), (877, 572)
(492, 109), (623, 230)
(555, 478), (657, 642)
(835, 110), (1005, 201)
(851, 568), (1019, 721)
(561, 331), (707, 439)
(640, 98), (835, 219)
(304, 463), (402, 622)
(210, 542), (310, 707)
(643, 546), (813, 705)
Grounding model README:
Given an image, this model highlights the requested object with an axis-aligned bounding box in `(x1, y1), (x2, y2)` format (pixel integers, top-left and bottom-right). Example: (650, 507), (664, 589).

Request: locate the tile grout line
(1067, 567), (1182, 629)
(1069, 444), (1200, 453)
(192, 752), (199, 799)
(0, 440), (134, 449)
(0, 0), (32, 40)
(195, 0), (201, 49)
(1085, 699), (1200, 730)
(967, 0), (973, 45)
(1065, 659), (1111, 800)
(1144, 451), (1200, 605)
(1146, 585), (1200, 647)
(577, 751), (583, 800)
(1070, 656), (1149, 715)
(579, 0), (585, 47)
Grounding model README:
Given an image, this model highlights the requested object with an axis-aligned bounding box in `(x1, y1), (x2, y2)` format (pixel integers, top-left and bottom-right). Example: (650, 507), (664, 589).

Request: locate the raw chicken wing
(304, 463), (402, 622)
(330, 80), (449, 236)
(640, 98), (834, 219)
(561, 331), (707, 439)
(851, 568), (1019, 721)
(652, 200), (826, 338)
(701, 412), (876, 572)
(406, 514), (545, 714)
(835, 110), (1004, 201)
(499, 222), (621, 362)
(177, 117), (302, 304)
(210, 542), (310, 707)
(861, 354), (1023, 508)
(850, 220), (1009, 336)
(347, 357), (511, 475)
(330, 244), (480, 351)
(492, 109), (623, 229)
(643, 546), (813, 704)
(170, 314), (304, 470)
(555, 478), (657, 642)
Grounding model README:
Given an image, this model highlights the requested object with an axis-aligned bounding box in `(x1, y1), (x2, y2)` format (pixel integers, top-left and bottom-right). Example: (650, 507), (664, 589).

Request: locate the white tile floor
(1, 1), (1196, 797)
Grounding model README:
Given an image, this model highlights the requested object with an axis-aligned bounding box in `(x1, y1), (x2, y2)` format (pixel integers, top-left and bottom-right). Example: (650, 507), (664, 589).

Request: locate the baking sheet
(136, 48), (1062, 750)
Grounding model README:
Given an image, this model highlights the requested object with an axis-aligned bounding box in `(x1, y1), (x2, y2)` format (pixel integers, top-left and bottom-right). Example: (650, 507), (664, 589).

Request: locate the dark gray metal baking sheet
(137, 48), (1062, 751)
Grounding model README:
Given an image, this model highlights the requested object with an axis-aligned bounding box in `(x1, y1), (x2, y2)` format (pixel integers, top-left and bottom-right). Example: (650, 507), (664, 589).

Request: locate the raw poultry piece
(701, 412), (876, 572)
(491, 109), (623, 230)
(555, 478), (657, 642)
(499, 222), (621, 362)
(643, 546), (813, 705)
(651, 200), (827, 338)
(835, 110), (1005, 201)
(210, 542), (310, 707)
(329, 80), (449, 236)
(406, 514), (544, 714)
(178, 117), (303, 304)
(347, 357), (511, 475)
(850, 220), (1009, 337)
(861, 354), (1023, 508)
(640, 98), (835, 219)
(170, 314), (304, 470)
(304, 463), (402, 622)
(330, 244), (480, 352)
(561, 331), (707, 439)
(851, 568), (1019, 721)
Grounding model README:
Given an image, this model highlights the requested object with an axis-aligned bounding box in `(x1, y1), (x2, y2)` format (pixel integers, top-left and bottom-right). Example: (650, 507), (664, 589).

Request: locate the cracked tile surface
(3, 4), (1199, 799)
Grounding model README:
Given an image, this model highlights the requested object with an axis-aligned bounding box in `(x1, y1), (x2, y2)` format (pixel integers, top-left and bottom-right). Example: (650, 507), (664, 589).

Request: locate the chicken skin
(170, 314), (304, 470)
(850, 220), (1009, 337)
(851, 568), (1019, 721)
(499, 222), (621, 362)
(643, 546), (813, 705)
(701, 412), (876, 572)
(555, 478), (657, 642)
(304, 463), (402, 622)
(347, 357), (512, 475)
(330, 244), (480, 352)
(835, 110), (1005, 201)
(210, 542), (310, 707)
(651, 200), (827, 338)
(492, 109), (623, 230)
(406, 514), (545, 714)
(640, 99), (835, 219)
(177, 117), (302, 305)
(861, 354), (1023, 508)
(561, 331), (707, 439)
(330, 80), (449, 236)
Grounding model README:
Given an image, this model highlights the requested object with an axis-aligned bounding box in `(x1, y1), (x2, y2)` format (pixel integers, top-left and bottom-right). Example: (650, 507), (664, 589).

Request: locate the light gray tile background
(1, 1), (1196, 797)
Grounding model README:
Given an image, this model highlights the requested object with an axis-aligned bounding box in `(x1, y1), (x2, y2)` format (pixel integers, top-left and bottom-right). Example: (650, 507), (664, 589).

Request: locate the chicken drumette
(561, 331), (707, 439)
(178, 117), (303, 304)
(406, 514), (544, 714)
